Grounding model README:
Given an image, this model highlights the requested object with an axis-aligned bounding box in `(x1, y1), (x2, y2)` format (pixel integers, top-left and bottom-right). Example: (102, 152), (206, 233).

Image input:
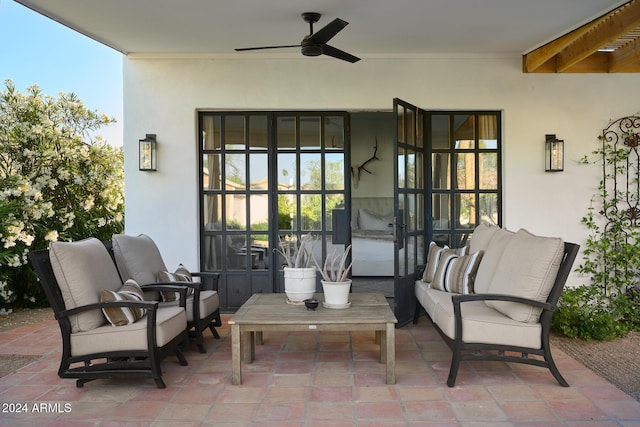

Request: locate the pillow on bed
(358, 209), (393, 230)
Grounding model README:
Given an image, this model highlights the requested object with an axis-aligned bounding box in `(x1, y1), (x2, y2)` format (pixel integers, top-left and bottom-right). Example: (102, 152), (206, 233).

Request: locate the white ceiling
(15, 0), (626, 58)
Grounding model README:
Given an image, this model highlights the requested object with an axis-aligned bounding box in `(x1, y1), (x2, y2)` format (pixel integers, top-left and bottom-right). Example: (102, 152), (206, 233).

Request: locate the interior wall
(350, 112), (395, 198)
(122, 54), (640, 286)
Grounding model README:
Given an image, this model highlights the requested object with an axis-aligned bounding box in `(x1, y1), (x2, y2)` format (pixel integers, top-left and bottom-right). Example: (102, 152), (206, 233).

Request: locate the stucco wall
(122, 54), (640, 286)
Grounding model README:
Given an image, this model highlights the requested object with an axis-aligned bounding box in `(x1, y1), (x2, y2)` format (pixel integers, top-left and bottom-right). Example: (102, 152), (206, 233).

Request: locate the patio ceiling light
(545, 134), (564, 172)
(139, 134), (157, 171)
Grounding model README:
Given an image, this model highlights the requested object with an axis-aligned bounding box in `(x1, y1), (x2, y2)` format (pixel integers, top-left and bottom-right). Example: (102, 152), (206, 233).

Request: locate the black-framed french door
(198, 111), (350, 311)
(393, 99), (427, 326)
(392, 100), (503, 326)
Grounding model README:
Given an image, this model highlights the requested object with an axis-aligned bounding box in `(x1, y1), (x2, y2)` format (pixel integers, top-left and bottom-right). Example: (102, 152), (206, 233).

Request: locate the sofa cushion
(432, 292), (543, 348)
(49, 238), (122, 333)
(415, 280), (438, 315)
(423, 241), (449, 283)
(415, 285), (543, 348)
(468, 222), (499, 254)
(69, 305), (187, 357)
(485, 229), (564, 323)
(431, 250), (483, 294)
(473, 228), (514, 294)
(101, 279), (146, 326)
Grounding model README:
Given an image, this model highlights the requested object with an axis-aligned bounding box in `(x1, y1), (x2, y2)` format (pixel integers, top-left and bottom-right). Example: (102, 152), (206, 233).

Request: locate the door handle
(393, 216), (406, 243)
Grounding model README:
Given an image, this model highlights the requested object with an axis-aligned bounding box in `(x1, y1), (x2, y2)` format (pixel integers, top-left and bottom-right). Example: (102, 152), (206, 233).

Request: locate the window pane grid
(428, 111), (501, 237)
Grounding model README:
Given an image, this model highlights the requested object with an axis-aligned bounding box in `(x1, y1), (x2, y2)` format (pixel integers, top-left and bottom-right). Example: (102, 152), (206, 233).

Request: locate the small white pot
(284, 267), (317, 302)
(321, 279), (352, 308)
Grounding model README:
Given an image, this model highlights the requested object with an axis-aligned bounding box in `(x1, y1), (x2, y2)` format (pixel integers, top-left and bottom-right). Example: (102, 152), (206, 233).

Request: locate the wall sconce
(545, 134), (564, 172)
(139, 134), (157, 171)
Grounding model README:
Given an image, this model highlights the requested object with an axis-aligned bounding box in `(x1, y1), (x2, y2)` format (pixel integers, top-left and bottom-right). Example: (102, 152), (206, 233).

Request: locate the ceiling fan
(235, 12), (360, 63)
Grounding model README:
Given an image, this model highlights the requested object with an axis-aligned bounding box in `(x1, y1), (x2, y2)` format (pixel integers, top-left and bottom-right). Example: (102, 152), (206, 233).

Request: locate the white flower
(57, 168), (71, 180)
(44, 230), (59, 242)
(19, 233), (34, 246)
(83, 196), (94, 211)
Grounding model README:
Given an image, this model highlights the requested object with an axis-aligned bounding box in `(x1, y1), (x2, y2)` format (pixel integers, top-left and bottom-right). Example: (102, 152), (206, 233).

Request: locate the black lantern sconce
(545, 134), (564, 172)
(139, 134), (157, 171)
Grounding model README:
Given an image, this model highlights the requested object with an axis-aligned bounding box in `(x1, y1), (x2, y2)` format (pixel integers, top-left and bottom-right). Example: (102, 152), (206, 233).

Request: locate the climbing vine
(552, 115), (640, 340)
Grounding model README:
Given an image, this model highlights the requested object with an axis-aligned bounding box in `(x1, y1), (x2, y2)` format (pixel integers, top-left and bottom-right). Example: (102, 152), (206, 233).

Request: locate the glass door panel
(277, 117), (296, 148)
(277, 153), (297, 190)
(203, 154), (222, 191)
(427, 111), (502, 248)
(300, 116), (321, 149)
(249, 115), (268, 149)
(393, 98), (427, 327)
(324, 153), (345, 190)
(479, 153), (498, 189)
(300, 153), (322, 190)
(479, 193), (499, 224)
(225, 116), (245, 149)
(225, 154), (246, 189)
(325, 116), (345, 149)
(202, 115), (221, 150)
(455, 153), (475, 189)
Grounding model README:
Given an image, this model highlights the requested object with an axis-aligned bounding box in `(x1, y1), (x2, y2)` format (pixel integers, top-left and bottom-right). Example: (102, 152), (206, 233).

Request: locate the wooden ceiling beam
(527, 52), (610, 73)
(523, 17), (606, 72)
(556, 0), (640, 72)
(609, 34), (640, 71)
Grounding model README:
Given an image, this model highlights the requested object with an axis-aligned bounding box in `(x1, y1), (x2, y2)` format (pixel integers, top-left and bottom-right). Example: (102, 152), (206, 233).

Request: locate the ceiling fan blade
(308, 18), (348, 44)
(235, 44), (301, 52)
(322, 44), (361, 63)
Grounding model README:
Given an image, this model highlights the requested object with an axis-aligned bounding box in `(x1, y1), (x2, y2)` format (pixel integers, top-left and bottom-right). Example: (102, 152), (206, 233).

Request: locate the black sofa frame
(413, 242), (580, 387)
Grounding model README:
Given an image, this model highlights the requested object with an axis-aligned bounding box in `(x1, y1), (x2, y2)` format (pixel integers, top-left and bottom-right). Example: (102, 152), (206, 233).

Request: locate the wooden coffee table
(228, 292), (397, 385)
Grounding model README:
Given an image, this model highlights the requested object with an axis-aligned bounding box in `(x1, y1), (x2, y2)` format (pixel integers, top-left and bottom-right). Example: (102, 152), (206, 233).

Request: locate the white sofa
(414, 223), (579, 387)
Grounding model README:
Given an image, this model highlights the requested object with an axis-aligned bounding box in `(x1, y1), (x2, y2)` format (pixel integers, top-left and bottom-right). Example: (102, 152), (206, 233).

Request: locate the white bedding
(351, 230), (395, 276)
(350, 198), (396, 276)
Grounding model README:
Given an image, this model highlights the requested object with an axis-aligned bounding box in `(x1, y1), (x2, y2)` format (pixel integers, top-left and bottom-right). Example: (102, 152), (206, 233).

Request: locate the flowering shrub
(0, 80), (124, 312)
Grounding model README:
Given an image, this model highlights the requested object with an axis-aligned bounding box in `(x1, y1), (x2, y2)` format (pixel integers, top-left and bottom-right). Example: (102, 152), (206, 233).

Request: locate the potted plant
(314, 245), (353, 308)
(274, 234), (317, 303)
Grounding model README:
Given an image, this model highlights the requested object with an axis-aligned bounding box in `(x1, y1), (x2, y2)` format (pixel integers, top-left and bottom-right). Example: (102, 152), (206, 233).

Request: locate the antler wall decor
(351, 138), (380, 188)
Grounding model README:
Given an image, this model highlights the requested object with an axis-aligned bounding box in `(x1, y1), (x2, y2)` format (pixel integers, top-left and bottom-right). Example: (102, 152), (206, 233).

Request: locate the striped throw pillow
(422, 241), (449, 283)
(431, 250), (483, 294)
(101, 279), (146, 326)
(157, 264), (194, 302)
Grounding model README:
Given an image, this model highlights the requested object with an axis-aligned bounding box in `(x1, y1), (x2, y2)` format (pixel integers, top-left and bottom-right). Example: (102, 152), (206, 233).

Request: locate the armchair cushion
(49, 237), (122, 333)
(70, 305), (187, 357)
(101, 279), (146, 326)
(185, 290), (220, 322)
(485, 229), (564, 323)
(112, 234), (167, 286)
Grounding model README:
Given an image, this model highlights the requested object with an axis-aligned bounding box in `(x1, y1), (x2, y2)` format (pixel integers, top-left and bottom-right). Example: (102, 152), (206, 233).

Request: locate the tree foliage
(0, 80), (124, 311)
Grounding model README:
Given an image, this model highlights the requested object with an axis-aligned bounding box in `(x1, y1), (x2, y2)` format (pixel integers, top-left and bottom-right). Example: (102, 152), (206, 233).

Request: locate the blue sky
(0, 1), (123, 146)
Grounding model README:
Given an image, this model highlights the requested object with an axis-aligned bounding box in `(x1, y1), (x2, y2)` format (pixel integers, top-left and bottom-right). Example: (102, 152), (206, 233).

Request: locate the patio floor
(0, 311), (639, 426)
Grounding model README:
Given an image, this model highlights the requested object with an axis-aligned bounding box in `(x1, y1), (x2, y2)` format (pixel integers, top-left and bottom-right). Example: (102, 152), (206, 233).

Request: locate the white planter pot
(321, 279), (352, 308)
(284, 267), (317, 303)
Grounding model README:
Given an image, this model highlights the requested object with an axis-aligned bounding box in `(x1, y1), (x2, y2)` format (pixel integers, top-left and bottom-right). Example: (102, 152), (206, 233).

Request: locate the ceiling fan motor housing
(301, 38), (322, 56)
